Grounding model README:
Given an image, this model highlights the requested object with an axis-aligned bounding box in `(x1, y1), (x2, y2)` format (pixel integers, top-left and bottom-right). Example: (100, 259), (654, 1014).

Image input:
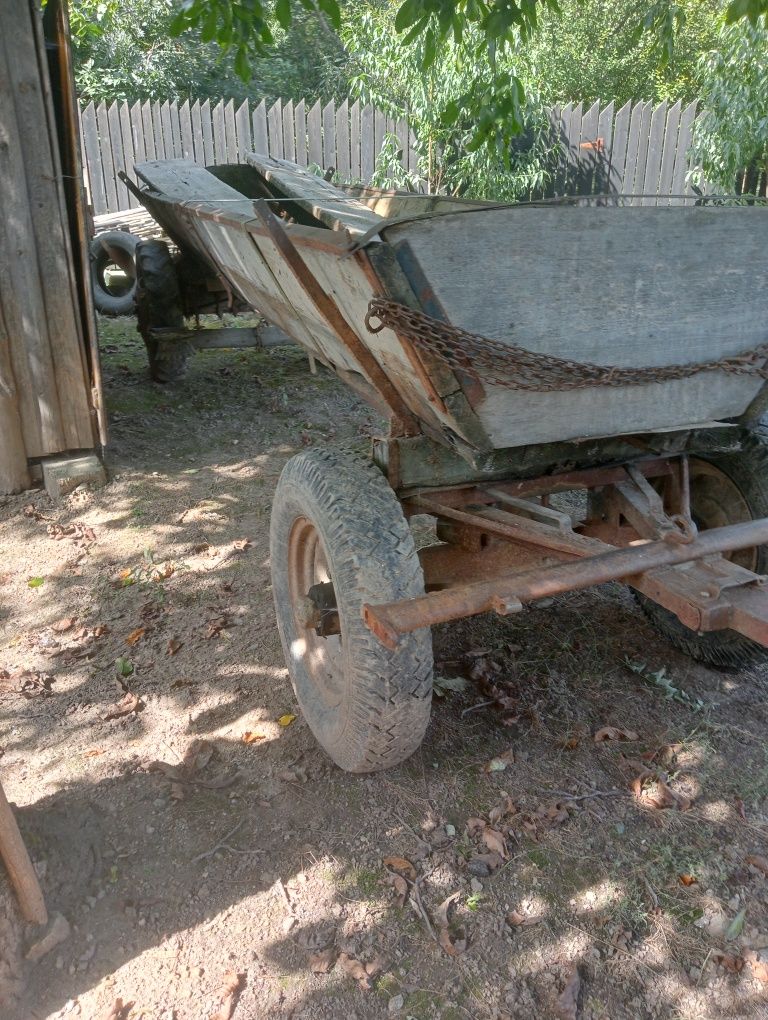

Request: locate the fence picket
(224, 99), (238, 162)
(160, 100), (173, 159)
(267, 99), (283, 159)
(595, 100), (614, 197)
(307, 100), (322, 167)
(282, 99), (296, 163)
(169, 100), (182, 157)
(179, 100), (194, 160)
(294, 99), (307, 167)
(360, 104), (374, 182)
(641, 100), (667, 205)
(608, 100), (631, 196)
(200, 99), (214, 164)
(212, 100), (226, 162)
(395, 118), (409, 182)
(150, 101), (164, 158)
(235, 99), (251, 160)
(322, 100), (336, 171)
(96, 102), (118, 212)
(658, 100), (681, 205)
(622, 100), (644, 200)
(630, 102), (653, 204)
(129, 100), (145, 178)
(374, 108), (386, 173)
(349, 100), (361, 181)
(118, 101), (137, 206)
(335, 99), (350, 180)
(252, 99), (268, 155)
(671, 100), (697, 204)
(577, 99), (600, 194)
(80, 102), (106, 214)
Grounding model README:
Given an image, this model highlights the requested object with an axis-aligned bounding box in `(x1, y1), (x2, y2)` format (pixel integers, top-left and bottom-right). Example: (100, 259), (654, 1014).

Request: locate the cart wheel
(135, 241), (192, 384)
(637, 426), (768, 669)
(270, 448), (433, 772)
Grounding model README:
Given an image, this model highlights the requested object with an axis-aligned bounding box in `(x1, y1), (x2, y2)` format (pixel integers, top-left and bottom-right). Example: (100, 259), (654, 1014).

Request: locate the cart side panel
(383, 206), (768, 449)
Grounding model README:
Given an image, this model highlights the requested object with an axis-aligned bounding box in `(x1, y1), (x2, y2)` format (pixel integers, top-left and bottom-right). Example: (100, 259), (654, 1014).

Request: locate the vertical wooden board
(282, 99), (296, 163)
(395, 118), (409, 181)
(201, 99), (215, 164)
(374, 107), (386, 172)
(252, 99), (268, 155)
(179, 99), (194, 160)
(407, 124), (419, 177)
(169, 100), (182, 157)
(129, 101), (145, 167)
(294, 99), (307, 167)
(224, 99), (238, 162)
(322, 100), (336, 171)
(80, 101), (107, 214)
(118, 101), (138, 207)
(335, 99), (350, 180)
(551, 104), (569, 196)
(107, 101), (128, 210)
(151, 100), (165, 158)
(267, 99), (283, 159)
(630, 101), (653, 205)
(142, 100), (157, 160)
(235, 99), (251, 162)
(307, 100), (322, 167)
(190, 99), (203, 161)
(160, 100), (173, 159)
(595, 100), (614, 197)
(0, 299), (29, 492)
(349, 101), (361, 181)
(361, 104), (374, 182)
(562, 102), (582, 195)
(79, 114), (92, 211)
(212, 100), (226, 164)
(671, 101), (698, 204)
(641, 100), (668, 205)
(621, 101), (644, 200)
(608, 99), (631, 197)
(96, 101), (118, 212)
(576, 99), (600, 195)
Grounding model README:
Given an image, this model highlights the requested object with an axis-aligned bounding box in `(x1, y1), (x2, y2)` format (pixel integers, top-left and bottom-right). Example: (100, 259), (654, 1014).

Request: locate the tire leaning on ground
(637, 425), (768, 669)
(270, 448), (434, 772)
(89, 230), (140, 316)
(134, 240), (193, 384)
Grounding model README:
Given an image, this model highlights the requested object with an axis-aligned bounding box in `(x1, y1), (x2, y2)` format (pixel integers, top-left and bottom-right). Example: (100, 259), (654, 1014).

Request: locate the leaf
(115, 656), (134, 677)
(726, 906), (747, 941)
(466, 817), (486, 836)
(338, 952), (373, 991)
(433, 674), (468, 697)
(83, 748), (105, 759)
(482, 827), (507, 858)
(274, 0), (292, 29)
(210, 969), (245, 1020)
(182, 738), (214, 772)
(714, 952), (745, 973)
(743, 949), (768, 984)
(506, 909), (541, 928)
(485, 748), (514, 772)
(125, 627), (146, 646)
(438, 925), (467, 957)
(387, 872), (408, 907)
(555, 966), (581, 1020)
(242, 731), (265, 744)
(679, 874), (698, 886)
(434, 890), (461, 930)
(594, 726), (639, 742)
(167, 638), (183, 656)
(383, 856), (417, 882)
(309, 946), (337, 974)
(101, 692), (143, 721)
(52, 617), (76, 633)
(278, 713), (296, 727)
(746, 854), (768, 876)
(27, 576), (44, 588)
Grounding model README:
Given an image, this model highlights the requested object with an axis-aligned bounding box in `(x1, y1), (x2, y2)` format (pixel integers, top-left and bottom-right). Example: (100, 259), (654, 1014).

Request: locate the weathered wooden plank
(361, 104), (374, 183)
(322, 100), (336, 172)
(108, 101), (130, 210)
(307, 100), (322, 167)
(594, 100), (614, 197)
(252, 98), (268, 155)
(670, 100), (697, 205)
(141, 99), (157, 161)
(374, 107), (386, 175)
(151, 100), (165, 158)
(118, 101), (138, 207)
(212, 99), (226, 163)
(630, 101), (653, 205)
(169, 100), (182, 157)
(395, 118), (409, 180)
(96, 101), (118, 212)
(267, 99), (283, 159)
(407, 124), (419, 177)
(80, 101), (107, 214)
(282, 99), (296, 163)
(576, 99), (600, 195)
(160, 100), (174, 159)
(235, 99), (251, 161)
(335, 99), (350, 180)
(563, 101), (582, 196)
(179, 99), (194, 160)
(349, 101), (361, 181)
(294, 98), (307, 167)
(657, 100), (681, 205)
(129, 100), (146, 181)
(550, 103), (569, 196)
(189, 99), (203, 162)
(621, 100), (644, 199)
(0, 299), (29, 492)
(608, 99), (631, 197)
(642, 100), (667, 205)
(200, 99), (215, 165)
(224, 99), (238, 162)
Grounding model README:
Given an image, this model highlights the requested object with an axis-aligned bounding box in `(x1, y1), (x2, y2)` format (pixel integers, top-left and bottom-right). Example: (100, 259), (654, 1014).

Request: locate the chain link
(366, 297), (768, 393)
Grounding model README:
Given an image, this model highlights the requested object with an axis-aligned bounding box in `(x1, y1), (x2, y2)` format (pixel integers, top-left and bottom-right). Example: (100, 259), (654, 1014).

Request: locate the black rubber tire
(90, 230), (139, 316)
(135, 240), (192, 384)
(270, 448), (433, 772)
(637, 425), (768, 669)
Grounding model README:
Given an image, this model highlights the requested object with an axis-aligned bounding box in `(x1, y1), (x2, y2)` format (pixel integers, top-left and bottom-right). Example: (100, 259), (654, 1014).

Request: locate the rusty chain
(365, 297), (768, 393)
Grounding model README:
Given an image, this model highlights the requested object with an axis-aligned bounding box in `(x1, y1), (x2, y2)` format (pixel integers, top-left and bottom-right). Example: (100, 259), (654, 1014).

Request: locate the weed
(465, 892), (483, 911)
(624, 658), (709, 711)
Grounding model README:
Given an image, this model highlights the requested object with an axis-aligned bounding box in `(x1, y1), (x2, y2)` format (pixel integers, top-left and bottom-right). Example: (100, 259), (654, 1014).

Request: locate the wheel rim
(689, 459), (756, 570)
(287, 517), (344, 709)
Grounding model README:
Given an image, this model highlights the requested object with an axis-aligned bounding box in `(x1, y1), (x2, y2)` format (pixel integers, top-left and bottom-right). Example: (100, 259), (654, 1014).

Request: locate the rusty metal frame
(362, 456), (768, 651)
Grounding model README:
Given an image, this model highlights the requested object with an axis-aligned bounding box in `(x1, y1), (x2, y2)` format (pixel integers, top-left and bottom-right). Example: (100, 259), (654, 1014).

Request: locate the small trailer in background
(129, 153), (768, 773)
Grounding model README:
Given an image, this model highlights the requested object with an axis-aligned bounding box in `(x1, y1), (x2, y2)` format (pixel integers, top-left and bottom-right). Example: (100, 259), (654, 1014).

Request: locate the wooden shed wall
(0, 0), (96, 494)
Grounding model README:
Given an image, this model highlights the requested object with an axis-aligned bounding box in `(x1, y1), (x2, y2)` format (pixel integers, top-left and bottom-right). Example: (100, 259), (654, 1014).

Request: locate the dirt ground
(1, 316), (768, 1020)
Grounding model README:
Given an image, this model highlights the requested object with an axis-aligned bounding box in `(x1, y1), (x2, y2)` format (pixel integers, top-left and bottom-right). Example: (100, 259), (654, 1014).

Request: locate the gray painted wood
(658, 100), (682, 205)
(322, 100), (336, 171)
(235, 100), (251, 161)
(200, 99), (214, 165)
(252, 99), (268, 156)
(282, 99), (295, 163)
(307, 100), (322, 168)
(294, 99), (307, 167)
(335, 99), (350, 180)
(267, 99), (283, 159)
(374, 107), (386, 173)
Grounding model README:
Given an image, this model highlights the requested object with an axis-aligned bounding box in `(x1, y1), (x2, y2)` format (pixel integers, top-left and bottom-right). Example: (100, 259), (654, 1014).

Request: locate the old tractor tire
(90, 230), (139, 316)
(270, 448), (433, 772)
(637, 426), (768, 669)
(135, 240), (192, 384)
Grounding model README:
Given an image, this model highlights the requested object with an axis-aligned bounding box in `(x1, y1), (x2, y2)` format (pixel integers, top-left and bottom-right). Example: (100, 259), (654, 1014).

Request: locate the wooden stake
(0, 782), (47, 925)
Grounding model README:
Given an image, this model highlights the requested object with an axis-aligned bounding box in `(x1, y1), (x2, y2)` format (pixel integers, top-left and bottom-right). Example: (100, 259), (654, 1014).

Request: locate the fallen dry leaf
(434, 891), (461, 930)
(744, 950), (768, 984)
(125, 627), (146, 646)
(466, 817), (486, 836)
(83, 748), (105, 759)
(746, 854), (768, 876)
(679, 874), (698, 886)
(594, 726), (639, 742)
(309, 947), (337, 974)
(555, 966), (581, 1020)
(241, 731), (265, 744)
(482, 827), (507, 858)
(51, 617), (76, 633)
(338, 952), (373, 991)
(386, 872), (408, 907)
(714, 952), (745, 974)
(469, 852), (503, 875)
(489, 797), (518, 825)
(484, 747), (515, 772)
(205, 615), (230, 639)
(383, 856), (417, 882)
(210, 969), (245, 1020)
(101, 692), (143, 721)
(167, 638), (183, 656)
(506, 909), (541, 929)
(438, 925), (467, 957)
(631, 775), (691, 811)
(182, 738), (214, 772)
(278, 713), (297, 727)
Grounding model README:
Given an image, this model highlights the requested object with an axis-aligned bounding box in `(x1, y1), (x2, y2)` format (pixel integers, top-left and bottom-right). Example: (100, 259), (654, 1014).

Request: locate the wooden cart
(128, 155), (768, 772)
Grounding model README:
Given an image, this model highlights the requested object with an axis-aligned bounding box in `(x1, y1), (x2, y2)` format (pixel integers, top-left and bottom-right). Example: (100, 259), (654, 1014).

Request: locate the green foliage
(691, 14), (768, 191)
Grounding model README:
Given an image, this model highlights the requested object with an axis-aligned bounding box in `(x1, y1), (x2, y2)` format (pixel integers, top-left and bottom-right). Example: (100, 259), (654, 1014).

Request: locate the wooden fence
(80, 95), (710, 216)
